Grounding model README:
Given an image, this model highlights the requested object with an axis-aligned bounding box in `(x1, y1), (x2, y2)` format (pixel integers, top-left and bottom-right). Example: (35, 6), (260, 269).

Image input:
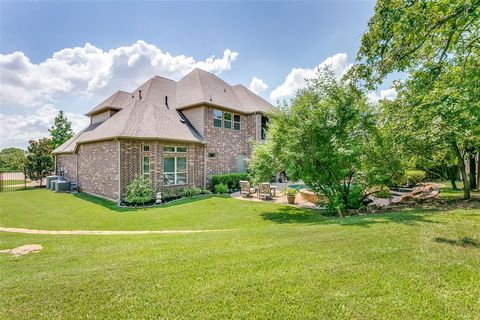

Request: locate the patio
(230, 183), (318, 209)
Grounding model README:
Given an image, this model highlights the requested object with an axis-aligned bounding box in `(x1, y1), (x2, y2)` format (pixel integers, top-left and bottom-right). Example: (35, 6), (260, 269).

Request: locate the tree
(252, 71), (401, 215)
(248, 140), (283, 184)
(0, 148), (26, 171)
(49, 111), (73, 149)
(352, 0), (480, 88)
(352, 0), (480, 199)
(25, 138), (54, 186)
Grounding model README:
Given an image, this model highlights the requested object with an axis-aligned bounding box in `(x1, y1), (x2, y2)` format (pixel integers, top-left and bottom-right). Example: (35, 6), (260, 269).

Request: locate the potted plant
(285, 188), (297, 204)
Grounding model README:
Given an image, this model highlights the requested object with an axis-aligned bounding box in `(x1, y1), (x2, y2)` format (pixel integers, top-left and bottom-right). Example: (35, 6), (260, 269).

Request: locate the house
(53, 68), (273, 202)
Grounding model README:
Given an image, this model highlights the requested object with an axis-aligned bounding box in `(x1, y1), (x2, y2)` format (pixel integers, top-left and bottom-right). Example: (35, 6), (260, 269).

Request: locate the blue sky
(1, 0), (390, 149)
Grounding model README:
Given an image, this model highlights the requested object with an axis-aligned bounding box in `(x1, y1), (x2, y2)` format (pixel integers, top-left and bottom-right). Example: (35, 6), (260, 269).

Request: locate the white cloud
(248, 77), (268, 94)
(270, 53), (351, 101)
(0, 105), (89, 149)
(0, 41), (239, 148)
(367, 88), (397, 104)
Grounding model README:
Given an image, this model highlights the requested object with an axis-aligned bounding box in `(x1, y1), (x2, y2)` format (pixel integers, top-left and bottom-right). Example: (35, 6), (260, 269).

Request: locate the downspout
(203, 142), (207, 189)
(116, 138), (121, 204)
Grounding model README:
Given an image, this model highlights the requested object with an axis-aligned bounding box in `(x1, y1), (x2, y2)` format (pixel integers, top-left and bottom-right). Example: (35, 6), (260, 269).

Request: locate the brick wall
(56, 154), (77, 182)
(77, 140), (119, 201)
(119, 139), (205, 199)
(203, 106), (258, 185)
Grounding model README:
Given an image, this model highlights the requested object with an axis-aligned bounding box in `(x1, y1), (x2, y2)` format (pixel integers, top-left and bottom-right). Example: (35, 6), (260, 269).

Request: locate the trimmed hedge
(211, 173), (249, 191)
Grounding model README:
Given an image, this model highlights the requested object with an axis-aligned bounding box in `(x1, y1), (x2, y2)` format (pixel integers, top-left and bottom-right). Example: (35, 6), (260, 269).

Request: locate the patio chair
(258, 182), (273, 199)
(240, 180), (257, 197)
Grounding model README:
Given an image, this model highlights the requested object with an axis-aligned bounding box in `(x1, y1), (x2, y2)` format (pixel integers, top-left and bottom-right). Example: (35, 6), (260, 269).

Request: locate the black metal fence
(0, 171), (27, 192)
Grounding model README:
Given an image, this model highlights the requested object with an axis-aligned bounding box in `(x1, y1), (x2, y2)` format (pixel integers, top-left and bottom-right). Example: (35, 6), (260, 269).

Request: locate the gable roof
(53, 68), (273, 154)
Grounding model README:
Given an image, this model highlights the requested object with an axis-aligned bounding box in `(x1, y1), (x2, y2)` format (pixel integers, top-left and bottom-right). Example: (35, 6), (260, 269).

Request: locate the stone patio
(230, 183), (318, 209)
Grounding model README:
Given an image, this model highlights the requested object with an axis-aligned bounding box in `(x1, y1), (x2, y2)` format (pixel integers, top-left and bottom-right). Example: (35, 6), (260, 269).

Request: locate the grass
(436, 180), (479, 200)
(1, 189), (479, 319)
(0, 179), (28, 187)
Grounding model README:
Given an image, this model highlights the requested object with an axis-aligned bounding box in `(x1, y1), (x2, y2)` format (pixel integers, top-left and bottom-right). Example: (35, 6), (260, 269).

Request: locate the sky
(0, 0), (395, 149)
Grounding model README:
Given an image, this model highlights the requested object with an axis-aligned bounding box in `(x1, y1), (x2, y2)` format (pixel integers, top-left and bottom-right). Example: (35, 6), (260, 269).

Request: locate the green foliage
(257, 71), (400, 215)
(180, 187), (211, 198)
(211, 173), (249, 191)
(402, 170), (427, 187)
(352, 0), (480, 199)
(25, 138), (54, 185)
(285, 188), (297, 197)
(125, 176), (154, 205)
(248, 141), (282, 184)
(49, 111), (73, 149)
(0, 148), (26, 171)
(376, 187), (392, 199)
(214, 183), (229, 194)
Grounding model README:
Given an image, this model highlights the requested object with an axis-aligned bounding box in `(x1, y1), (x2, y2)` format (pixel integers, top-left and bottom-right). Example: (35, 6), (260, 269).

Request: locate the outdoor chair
(240, 180), (257, 197)
(258, 182), (273, 199)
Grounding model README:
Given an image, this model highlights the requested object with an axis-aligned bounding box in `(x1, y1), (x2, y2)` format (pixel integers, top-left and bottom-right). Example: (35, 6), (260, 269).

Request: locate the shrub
(214, 183), (229, 194)
(211, 173), (249, 191)
(403, 170), (426, 186)
(376, 187), (391, 198)
(180, 187), (211, 198)
(125, 176), (154, 205)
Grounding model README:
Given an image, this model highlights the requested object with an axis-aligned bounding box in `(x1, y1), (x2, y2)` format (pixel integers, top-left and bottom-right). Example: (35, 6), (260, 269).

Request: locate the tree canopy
(25, 138), (54, 185)
(49, 111), (73, 149)
(0, 148), (26, 172)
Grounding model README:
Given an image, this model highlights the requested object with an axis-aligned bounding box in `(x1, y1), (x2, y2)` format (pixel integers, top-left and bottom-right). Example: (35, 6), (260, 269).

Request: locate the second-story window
(224, 112), (232, 129)
(234, 115), (241, 130)
(213, 109), (222, 128)
(261, 116), (269, 140)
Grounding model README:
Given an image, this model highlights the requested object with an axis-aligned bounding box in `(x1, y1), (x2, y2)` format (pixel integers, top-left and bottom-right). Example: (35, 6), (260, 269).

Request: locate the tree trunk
(451, 139), (470, 199)
(470, 155), (477, 190)
(449, 166), (458, 190)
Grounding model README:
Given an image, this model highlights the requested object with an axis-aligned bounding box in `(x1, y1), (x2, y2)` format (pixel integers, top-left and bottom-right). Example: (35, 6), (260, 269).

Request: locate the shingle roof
(53, 68), (273, 154)
(85, 90), (130, 116)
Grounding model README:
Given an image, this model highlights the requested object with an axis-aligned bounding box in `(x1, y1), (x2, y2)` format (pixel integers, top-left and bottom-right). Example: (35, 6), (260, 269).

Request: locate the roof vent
(165, 96), (169, 109)
(138, 90), (142, 100)
(180, 118), (186, 123)
(224, 88), (227, 93)
(209, 94), (213, 102)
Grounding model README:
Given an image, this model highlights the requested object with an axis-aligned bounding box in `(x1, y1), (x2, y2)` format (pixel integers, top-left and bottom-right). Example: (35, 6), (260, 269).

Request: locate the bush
(125, 176), (154, 205)
(402, 170), (426, 186)
(211, 173), (249, 191)
(180, 187), (211, 198)
(376, 187), (392, 198)
(214, 183), (229, 194)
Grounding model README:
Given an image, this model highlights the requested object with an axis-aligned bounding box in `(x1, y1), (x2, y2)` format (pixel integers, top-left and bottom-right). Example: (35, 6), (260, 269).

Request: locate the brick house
(53, 68), (273, 202)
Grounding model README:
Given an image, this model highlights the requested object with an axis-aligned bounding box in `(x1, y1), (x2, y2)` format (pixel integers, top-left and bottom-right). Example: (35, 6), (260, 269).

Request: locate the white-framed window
(234, 114), (241, 130)
(143, 145), (150, 152)
(213, 109), (222, 127)
(224, 112), (232, 129)
(163, 157), (187, 185)
(164, 146), (188, 153)
(143, 156), (150, 176)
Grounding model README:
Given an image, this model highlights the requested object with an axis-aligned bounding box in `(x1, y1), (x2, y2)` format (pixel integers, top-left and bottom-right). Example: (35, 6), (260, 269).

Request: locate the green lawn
(1, 189), (479, 319)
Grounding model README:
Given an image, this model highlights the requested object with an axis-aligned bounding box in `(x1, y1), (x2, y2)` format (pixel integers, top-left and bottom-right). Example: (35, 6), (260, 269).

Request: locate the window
(143, 145), (150, 152)
(213, 109), (222, 127)
(143, 156), (150, 176)
(236, 154), (246, 172)
(224, 112), (232, 129)
(261, 116), (269, 140)
(164, 146), (187, 153)
(234, 115), (241, 130)
(163, 157), (187, 185)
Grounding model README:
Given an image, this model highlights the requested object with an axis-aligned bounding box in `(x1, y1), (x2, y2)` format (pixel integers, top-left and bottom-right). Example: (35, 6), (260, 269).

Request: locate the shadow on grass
(434, 237), (480, 248)
(73, 192), (224, 212)
(260, 206), (444, 228)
